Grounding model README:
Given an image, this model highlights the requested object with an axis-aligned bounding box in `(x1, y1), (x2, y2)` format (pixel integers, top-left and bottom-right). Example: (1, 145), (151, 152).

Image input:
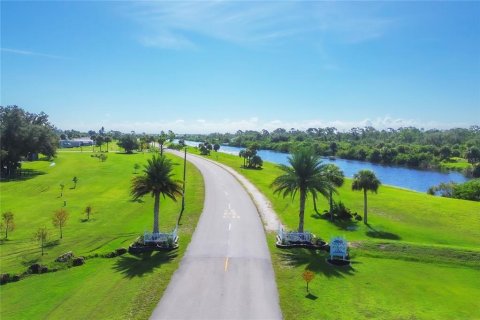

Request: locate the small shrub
(0, 273), (10, 285)
(104, 251), (117, 258)
(40, 266), (48, 274)
(72, 257), (85, 266)
(115, 248), (127, 256)
(28, 263), (42, 274)
(11, 275), (20, 282)
(355, 215), (363, 221)
(56, 251), (74, 262)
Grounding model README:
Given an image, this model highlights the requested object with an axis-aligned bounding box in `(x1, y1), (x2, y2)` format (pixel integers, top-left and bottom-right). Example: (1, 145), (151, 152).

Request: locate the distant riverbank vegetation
(182, 126), (480, 177)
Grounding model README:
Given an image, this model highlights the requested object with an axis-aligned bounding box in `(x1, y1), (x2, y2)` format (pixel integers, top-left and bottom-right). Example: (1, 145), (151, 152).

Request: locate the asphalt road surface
(150, 151), (282, 320)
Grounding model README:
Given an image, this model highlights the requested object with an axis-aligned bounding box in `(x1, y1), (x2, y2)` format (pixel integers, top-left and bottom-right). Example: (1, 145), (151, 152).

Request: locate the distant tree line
(182, 126), (480, 175)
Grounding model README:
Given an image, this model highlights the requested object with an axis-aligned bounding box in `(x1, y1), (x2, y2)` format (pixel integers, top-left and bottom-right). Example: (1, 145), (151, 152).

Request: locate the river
(179, 140), (468, 193)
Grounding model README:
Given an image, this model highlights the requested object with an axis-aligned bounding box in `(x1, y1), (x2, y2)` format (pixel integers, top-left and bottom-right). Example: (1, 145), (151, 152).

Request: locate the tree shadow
(240, 166), (263, 171)
(310, 213), (360, 231)
(310, 213), (323, 220)
(278, 248), (356, 278)
(21, 257), (40, 267)
(0, 169), (46, 183)
(45, 239), (61, 248)
(130, 198), (144, 203)
(365, 224), (401, 240)
(332, 219), (360, 232)
(112, 250), (178, 278)
(305, 293), (318, 300)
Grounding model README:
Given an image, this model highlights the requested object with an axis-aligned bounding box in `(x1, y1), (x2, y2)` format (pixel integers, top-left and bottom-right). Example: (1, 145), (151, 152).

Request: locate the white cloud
(121, 2), (397, 49)
(1, 47), (66, 59)
(61, 116), (470, 134)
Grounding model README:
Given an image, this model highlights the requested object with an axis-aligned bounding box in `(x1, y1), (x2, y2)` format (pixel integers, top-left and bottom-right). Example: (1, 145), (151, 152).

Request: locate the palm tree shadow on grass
(112, 251), (178, 278)
(365, 224), (401, 240)
(310, 212), (360, 232)
(45, 239), (61, 248)
(278, 248), (357, 278)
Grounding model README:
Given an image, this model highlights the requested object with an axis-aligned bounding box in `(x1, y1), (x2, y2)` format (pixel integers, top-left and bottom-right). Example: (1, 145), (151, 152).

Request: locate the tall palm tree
(271, 148), (331, 233)
(239, 150), (247, 167)
(324, 164), (345, 220)
(351, 170), (381, 224)
(131, 155), (183, 233)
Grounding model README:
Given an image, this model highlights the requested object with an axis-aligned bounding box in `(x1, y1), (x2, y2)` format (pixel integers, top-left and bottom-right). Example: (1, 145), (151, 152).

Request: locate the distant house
(59, 138), (94, 148)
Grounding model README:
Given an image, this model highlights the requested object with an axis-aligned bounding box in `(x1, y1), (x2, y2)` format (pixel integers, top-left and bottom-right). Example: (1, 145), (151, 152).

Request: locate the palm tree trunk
(298, 189), (306, 233)
(312, 196), (319, 214)
(363, 189), (368, 224)
(329, 189), (334, 221)
(153, 192), (160, 233)
(60, 225), (63, 239)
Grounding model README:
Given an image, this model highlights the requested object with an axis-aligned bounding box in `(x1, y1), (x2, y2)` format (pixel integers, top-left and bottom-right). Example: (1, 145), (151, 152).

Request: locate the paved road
(151, 151), (282, 320)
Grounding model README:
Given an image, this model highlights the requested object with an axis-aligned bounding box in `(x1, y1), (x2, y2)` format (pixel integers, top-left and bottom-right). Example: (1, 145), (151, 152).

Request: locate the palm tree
(351, 170), (381, 224)
(271, 148), (331, 233)
(131, 155), (183, 233)
(250, 155), (263, 168)
(239, 150), (247, 167)
(324, 164), (344, 220)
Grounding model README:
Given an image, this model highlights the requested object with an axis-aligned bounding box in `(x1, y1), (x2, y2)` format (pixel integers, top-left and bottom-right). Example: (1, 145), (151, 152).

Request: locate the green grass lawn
(440, 157), (472, 171)
(0, 151), (204, 319)
(195, 148), (480, 319)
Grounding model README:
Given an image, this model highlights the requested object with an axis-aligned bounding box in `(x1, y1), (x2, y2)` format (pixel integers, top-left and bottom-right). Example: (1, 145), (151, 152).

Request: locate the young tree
(465, 147), (480, 164)
(158, 132), (167, 156)
(104, 136), (112, 152)
(131, 155), (183, 233)
(52, 209), (69, 239)
(302, 270), (315, 293)
(239, 150), (247, 167)
(352, 170), (381, 224)
(118, 134), (139, 154)
(271, 148), (332, 233)
(2, 211), (15, 239)
(90, 134), (97, 152)
(84, 205), (93, 221)
(329, 142), (338, 156)
(213, 143), (220, 152)
(250, 155), (263, 168)
(324, 164), (345, 220)
(60, 183), (65, 197)
(198, 143), (210, 155)
(34, 227), (49, 256)
(96, 135), (105, 152)
(98, 154), (108, 162)
(72, 176), (78, 189)
(167, 130), (176, 142)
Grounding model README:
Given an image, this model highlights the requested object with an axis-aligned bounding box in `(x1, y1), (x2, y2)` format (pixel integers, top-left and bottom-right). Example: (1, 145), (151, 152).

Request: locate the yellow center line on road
(224, 257), (229, 272)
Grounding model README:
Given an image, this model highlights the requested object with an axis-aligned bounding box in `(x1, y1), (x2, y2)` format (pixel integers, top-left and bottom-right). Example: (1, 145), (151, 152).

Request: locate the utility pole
(181, 147), (187, 213)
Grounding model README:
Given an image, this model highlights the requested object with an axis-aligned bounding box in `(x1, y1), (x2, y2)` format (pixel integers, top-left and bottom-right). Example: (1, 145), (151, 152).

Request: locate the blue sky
(1, 1), (479, 133)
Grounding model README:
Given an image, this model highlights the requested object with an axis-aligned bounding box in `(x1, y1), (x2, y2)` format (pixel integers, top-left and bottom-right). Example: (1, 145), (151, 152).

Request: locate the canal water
(180, 140), (468, 193)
